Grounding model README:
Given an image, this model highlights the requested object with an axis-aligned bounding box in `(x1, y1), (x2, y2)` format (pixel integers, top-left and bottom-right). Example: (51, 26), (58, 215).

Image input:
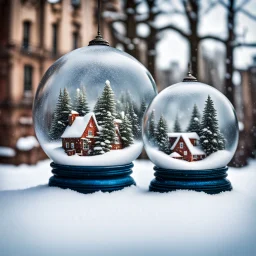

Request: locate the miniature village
(49, 80), (147, 157)
(148, 96), (226, 162)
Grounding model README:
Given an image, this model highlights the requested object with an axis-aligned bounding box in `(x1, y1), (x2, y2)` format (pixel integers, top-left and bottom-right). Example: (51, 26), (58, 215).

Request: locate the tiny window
(180, 142), (183, 148)
(184, 151), (187, 156)
(71, 143), (75, 149)
(23, 21), (31, 49)
(24, 65), (33, 94)
(88, 130), (92, 136)
(83, 142), (89, 150)
(194, 155), (198, 159)
(114, 137), (119, 143)
(66, 142), (69, 148)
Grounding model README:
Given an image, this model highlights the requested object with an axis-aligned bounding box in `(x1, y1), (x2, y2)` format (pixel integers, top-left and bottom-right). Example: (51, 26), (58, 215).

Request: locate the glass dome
(143, 81), (239, 170)
(33, 45), (157, 166)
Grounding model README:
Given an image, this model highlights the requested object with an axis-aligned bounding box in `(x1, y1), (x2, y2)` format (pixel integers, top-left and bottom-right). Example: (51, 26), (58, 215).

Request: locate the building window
(72, 32), (79, 49)
(83, 142), (89, 150)
(71, 0), (80, 9)
(71, 143), (75, 149)
(114, 136), (119, 144)
(66, 142), (69, 148)
(194, 155), (198, 160)
(184, 151), (187, 156)
(52, 23), (58, 55)
(88, 130), (92, 136)
(23, 21), (31, 49)
(24, 65), (33, 95)
(180, 142), (183, 148)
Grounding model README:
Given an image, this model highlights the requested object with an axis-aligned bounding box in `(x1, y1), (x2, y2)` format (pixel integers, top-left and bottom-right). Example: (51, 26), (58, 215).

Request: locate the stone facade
(0, 0), (119, 164)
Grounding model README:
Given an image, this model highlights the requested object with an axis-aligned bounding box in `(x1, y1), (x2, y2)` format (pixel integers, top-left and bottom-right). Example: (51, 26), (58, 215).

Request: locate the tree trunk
(225, 0), (235, 105)
(147, 27), (157, 81)
(124, 0), (140, 60)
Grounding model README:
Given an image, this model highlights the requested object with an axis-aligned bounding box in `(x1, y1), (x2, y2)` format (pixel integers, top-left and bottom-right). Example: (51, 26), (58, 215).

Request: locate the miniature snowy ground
(0, 160), (256, 256)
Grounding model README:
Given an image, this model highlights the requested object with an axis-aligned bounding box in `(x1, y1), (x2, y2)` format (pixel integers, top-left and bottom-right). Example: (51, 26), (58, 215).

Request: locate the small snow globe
(143, 66), (239, 194)
(33, 33), (157, 193)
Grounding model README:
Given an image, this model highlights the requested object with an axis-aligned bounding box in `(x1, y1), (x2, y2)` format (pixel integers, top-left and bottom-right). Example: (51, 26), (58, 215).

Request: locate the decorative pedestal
(149, 166), (232, 194)
(49, 162), (135, 194)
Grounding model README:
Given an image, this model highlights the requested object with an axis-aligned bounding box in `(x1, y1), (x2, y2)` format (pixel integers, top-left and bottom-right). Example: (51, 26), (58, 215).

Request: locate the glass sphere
(33, 45), (157, 166)
(143, 81), (239, 170)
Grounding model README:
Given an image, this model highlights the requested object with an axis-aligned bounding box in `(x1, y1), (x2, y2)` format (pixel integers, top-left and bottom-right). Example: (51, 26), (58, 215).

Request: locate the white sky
(152, 0), (256, 70)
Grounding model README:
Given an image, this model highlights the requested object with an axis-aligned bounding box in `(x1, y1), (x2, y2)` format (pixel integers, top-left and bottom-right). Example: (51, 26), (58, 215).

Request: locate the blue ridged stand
(149, 166), (232, 194)
(49, 162), (135, 194)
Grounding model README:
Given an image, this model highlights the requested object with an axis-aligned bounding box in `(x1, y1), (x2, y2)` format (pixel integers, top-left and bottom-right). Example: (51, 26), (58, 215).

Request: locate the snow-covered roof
(61, 112), (99, 138)
(70, 110), (79, 115)
(168, 132), (199, 140)
(114, 119), (122, 124)
(170, 152), (182, 158)
(171, 133), (205, 156)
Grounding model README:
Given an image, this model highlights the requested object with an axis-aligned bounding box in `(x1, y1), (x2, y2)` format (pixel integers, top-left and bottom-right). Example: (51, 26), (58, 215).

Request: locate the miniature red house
(61, 111), (123, 156)
(168, 132), (206, 162)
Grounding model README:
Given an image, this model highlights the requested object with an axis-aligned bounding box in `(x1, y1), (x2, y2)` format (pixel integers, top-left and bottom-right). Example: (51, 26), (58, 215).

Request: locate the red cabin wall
(172, 137), (193, 162)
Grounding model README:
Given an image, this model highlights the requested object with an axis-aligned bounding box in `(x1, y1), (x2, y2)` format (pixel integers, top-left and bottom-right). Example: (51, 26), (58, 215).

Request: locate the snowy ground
(0, 160), (256, 256)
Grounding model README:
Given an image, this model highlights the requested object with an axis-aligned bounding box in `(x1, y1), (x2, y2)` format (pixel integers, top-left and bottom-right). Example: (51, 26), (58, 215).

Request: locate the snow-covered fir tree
(187, 104), (201, 134)
(148, 110), (157, 145)
(156, 115), (170, 154)
(173, 116), (182, 132)
(94, 80), (117, 154)
(119, 115), (134, 147)
(49, 88), (72, 140)
(74, 87), (90, 116)
(200, 95), (225, 155)
(100, 111), (116, 152)
(127, 103), (140, 139)
(140, 98), (147, 119)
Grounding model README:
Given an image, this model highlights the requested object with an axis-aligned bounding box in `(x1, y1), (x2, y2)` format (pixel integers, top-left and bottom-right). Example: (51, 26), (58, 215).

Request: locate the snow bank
(0, 147), (16, 157)
(0, 160), (256, 256)
(146, 147), (233, 170)
(16, 136), (39, 151)
(43, 141), (143, 166)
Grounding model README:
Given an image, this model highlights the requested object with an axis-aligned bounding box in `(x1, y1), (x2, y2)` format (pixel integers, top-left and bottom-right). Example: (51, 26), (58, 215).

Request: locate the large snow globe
(33, 35), (157, 193)
(143, 68), (238, 194)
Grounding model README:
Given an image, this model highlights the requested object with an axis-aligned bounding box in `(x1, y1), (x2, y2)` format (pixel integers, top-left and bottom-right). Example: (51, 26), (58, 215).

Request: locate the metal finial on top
(183, 63), (197, 82)
(88, 0), (109, 46)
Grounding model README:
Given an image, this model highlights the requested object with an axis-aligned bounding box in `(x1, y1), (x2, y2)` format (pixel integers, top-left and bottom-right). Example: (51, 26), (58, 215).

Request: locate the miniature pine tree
(187, 104), (201, 134)
(49, 88), (72, 140)
(94, 96), (103, 125)
(93, 80), (117, 154)
(156, 115), (170, 154)
(76, 87), (90, 116)
(128, 103), (140, 139)
(100, 111), (116, 152)
(173, 116), (182, 132)
(74, 88), (80, 111)
(119, 115), (134, 147)
(148, 110), (157, 145)
(140, 99), (147, 119)
(49, 89), (64, 140)
(200, 95), (225, 155)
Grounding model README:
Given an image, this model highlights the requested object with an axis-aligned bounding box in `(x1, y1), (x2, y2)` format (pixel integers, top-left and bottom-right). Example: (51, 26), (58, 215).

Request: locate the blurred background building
(0, 0), (255, 167)
(0, 0), (119, 164)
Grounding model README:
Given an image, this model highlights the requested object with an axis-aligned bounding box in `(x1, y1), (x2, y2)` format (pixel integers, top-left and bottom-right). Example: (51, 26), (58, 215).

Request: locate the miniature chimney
(69, 111), (79, 126)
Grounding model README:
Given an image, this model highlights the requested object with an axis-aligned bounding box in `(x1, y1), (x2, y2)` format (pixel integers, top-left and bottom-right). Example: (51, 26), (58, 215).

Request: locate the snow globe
(33, 29), (157, 193)
(143, 66), (239, 194)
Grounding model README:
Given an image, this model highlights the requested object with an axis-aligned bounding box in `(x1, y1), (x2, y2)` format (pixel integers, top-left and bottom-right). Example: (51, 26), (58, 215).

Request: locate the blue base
(149, 166), (232, 194)
(49, 162), (135, 194)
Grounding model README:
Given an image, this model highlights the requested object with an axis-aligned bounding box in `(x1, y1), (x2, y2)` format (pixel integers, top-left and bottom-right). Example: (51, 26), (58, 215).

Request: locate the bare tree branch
(218, 0), (228, 8)
(235, 0), (251, 11)
(199, 35), (226, 44)
(239, 8), (256, 20)
(234, 42), (256, 48)
(202, 0), (218, 15)
(156, 24), (189, 39)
